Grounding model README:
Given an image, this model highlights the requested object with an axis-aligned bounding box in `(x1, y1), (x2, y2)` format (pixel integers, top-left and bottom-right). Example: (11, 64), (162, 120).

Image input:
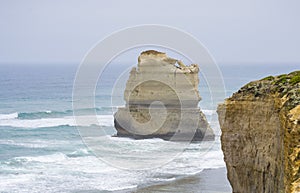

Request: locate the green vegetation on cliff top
(231, 70), (300, 110)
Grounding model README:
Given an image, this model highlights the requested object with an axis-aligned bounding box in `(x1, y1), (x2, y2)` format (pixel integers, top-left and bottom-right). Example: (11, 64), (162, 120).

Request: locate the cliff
(218, 71), (300, 192)
(114, 50), (214, 141)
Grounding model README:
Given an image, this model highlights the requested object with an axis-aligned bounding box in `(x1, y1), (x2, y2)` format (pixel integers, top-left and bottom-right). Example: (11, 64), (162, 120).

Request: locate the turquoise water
(0, 64), (298, 192)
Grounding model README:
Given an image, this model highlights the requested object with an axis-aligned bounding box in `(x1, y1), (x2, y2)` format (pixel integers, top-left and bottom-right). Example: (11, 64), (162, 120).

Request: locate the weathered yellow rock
(218, 71), (300, 192)
(114, 50), (214, 141)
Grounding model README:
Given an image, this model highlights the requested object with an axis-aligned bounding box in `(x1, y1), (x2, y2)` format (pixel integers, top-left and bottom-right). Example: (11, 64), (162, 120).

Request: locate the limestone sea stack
(114, 50), (214, 141)
(218, 71), (300, 192)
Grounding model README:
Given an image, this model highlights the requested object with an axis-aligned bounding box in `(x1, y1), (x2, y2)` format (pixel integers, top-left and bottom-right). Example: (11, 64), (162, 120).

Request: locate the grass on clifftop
(231, 70), (300, 110)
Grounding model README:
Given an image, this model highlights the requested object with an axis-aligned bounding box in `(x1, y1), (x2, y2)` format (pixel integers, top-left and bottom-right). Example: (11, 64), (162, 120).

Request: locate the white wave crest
(0, 115), (114, 128)
(15, 152), (68, 163)
(0, 112), (18, 120)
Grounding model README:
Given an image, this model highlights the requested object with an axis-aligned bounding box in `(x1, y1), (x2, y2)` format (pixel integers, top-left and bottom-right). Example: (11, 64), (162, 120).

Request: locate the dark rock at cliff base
(114, 50), (214, 141)
(218, 71), (300, 193)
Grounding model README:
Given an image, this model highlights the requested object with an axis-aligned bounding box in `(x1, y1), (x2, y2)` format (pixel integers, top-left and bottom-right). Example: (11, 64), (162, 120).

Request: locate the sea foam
(0, 114), (114, 128)
(0, 112), (18, 120)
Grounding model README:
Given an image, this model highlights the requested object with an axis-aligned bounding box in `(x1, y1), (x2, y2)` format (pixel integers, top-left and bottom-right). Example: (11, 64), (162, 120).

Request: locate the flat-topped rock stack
(114, 50), (214, 141)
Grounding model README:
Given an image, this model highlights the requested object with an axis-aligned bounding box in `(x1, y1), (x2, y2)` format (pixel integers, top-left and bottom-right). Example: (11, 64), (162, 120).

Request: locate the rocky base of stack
(114, 127), (212, 141)
(114, 106), (215, 141)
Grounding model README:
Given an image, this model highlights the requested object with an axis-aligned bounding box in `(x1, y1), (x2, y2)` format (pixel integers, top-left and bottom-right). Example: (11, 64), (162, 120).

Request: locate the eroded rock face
(218, 71), (300, 192)
(114, 50), (214, 141)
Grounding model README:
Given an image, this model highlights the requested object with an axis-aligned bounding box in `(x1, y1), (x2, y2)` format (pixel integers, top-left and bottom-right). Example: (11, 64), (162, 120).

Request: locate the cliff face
(218, 71), (300, 193)
(114, 50), (214, 141)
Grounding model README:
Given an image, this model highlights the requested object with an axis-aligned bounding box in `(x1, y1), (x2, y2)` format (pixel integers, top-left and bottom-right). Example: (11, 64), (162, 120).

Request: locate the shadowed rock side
(114, 50), (214, 141)
(217, 71), (300, 193)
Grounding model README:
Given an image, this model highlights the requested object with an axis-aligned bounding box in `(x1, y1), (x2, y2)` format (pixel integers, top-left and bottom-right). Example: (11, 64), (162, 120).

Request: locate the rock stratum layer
(114, 50), (214, 141)
(218, 71), (300, 192)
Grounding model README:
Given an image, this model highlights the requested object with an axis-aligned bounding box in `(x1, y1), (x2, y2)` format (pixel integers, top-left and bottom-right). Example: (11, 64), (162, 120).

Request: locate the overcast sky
(1, 0), (300, 66)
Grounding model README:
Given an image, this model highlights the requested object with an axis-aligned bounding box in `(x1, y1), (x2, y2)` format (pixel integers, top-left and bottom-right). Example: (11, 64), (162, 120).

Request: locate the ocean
(0, 63), (298, 192)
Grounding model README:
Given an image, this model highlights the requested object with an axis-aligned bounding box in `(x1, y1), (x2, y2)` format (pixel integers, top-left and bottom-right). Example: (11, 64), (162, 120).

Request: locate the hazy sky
(1, 0), (300, 66)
